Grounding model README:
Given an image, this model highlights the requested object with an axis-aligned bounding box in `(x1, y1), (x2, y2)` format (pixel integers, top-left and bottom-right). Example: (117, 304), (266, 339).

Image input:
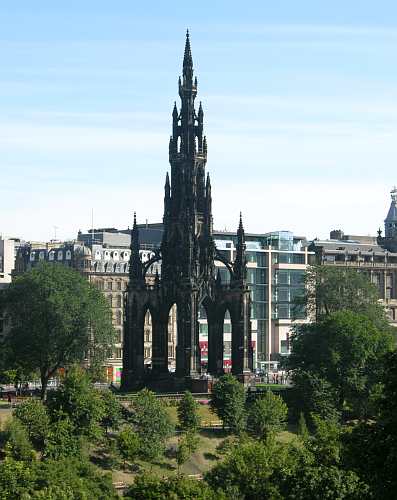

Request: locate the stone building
(13, 230), (176, 383)
(309, 187), (397, 324)
(0, 236), (15, 289)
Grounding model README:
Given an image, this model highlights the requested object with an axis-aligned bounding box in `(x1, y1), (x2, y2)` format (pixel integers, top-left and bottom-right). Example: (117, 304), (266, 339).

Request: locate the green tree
(297, 412), (309, 441)
(343, 351), (397, 499)
(124, 473), (219, 499)
(291, 371), (341, 424)
(286, 311), (394, 419)
(206, 437), (295, 499)
(175, 431), (200, 472)
(43, 417), (82, 460)
(47, 366), (105, 439)
(100, 390), (123, 434)
(14, 399), (50, 450)
(0, 457), (118, 499)
(132, 389), (174, 460)
(177, 391), (201, 432)
(0, 458), (34, 499)
(247, 391), (288, 440)
(210, 374), (246, 434)
(1, 419), (35, 462)
(116, 427), (140, 467)
(1, 263), (115, 400)
(296, 265), (384, 322)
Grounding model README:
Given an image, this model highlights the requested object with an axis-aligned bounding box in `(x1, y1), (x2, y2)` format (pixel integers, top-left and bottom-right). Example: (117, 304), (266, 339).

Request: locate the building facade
(310, 188), (397, 324)
(13, 232), (173, 383)
(0, 237), (15, 289)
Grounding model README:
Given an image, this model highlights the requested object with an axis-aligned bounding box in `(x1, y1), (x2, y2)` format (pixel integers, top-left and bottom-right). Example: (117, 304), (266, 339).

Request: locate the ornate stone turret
(122, 32), (252, 390)
(378, 187), (397, 252)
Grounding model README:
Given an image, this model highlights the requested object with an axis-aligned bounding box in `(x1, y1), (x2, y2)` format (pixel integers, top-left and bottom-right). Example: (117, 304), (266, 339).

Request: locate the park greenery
(0, 263), (115, 399)
(0, 264), (397, 497)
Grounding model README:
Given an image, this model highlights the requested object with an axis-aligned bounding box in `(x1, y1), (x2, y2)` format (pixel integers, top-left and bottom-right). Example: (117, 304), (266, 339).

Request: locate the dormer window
(104, 251), (110, 261)
(121, 251), (129, 261)
(39, 251), (45, 260)
(65, 250), (72, 260)
(57, 251), (63, 261)
(49, 251), (55, 261)
(112, 251), (119, 261)
(30, 252), (35, 261)
(95, 250), (102, 260)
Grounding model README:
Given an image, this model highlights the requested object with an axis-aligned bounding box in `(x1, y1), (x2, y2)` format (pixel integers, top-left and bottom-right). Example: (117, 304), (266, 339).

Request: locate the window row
(30, 250), (72, 261)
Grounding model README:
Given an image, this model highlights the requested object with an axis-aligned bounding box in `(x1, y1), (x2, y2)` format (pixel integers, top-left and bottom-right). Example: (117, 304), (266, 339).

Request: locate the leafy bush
(14, 399), (50, 450)
(1, 419), (35, 461)
(131, 389), (174, 460)
(247, 391), (288, 439)
(177, 391), (201, 432)
(117, 427), (140, 466)
(210, 374), (246, 434)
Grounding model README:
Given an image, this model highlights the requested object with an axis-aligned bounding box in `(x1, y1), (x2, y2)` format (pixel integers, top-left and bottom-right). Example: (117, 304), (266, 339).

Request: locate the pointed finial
(183, 29), (193, 70)
(203, 136), (207, 153)
(173, 101), (178, 116)
(206, 172), (211, 188)
(133, 211), (137, 228)
(237, 212), (245, 238)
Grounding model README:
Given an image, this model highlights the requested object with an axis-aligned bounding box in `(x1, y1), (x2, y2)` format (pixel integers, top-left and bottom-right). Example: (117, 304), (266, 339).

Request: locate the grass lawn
(165, 404), (220, 426)
(95, 427), (226, 486)
(0, 408), (12, 427)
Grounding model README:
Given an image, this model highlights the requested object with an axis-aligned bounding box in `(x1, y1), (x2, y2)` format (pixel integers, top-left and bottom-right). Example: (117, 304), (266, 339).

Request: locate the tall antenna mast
(53, 225), (59, 241)
(91, 208), (95, 245)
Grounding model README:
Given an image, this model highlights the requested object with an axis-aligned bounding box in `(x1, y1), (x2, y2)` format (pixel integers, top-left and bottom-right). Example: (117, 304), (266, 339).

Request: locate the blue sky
(1, 1), (397, 241)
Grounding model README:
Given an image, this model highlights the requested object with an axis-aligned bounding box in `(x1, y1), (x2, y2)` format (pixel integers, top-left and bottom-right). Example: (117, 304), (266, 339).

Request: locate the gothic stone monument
(121, 32), (253, 390)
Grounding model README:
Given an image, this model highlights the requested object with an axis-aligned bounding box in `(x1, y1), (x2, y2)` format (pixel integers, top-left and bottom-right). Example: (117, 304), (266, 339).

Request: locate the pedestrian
(7, 393), (12, 406)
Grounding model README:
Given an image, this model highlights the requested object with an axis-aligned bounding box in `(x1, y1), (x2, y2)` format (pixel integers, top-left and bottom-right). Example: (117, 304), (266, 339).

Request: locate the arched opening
(167, 304), (177, 373)
(214, 259), (232, 286)
(223, 309), (232, 373)
(143, 309), (153, 375)
(198, 303), (208, 372)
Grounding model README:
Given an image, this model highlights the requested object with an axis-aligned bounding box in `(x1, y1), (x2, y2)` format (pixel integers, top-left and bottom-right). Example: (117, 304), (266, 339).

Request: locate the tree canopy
(296, 265), (385, 323)
(1, 263), (115, 399)
(131, 388), (174, 460)
(247, 391), (288, 440)
(286, 310), (394, 419)
(210, 374), (246, 434)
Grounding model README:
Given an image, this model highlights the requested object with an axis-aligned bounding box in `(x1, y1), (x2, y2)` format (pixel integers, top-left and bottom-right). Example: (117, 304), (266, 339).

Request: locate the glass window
(278, 288), (290, 302)
(223, 322), (231, 333)
(254, 286), (266, 301)
(277, 270), (289, 285)
(278, 304), (290, 319)
(293, 254), (305, 264)
(247, 252), (256, 263)
(290, 271), (304, 285)
(280, 340), (289, 354)
(219, 268), (231, 284)
(255, 268), (266, 284)
(199, 323), (208, 334)
(256, 252), (267, 267)
(247, 269), (256, 284)
(255, 302), (266, 319)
